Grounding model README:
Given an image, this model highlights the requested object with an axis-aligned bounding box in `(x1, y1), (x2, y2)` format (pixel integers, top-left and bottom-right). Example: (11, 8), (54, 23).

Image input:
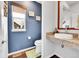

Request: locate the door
(0, 1), (8, 58)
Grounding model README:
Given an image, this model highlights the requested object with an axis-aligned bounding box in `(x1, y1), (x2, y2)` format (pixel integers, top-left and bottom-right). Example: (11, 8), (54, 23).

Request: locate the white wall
(42, 1), (58, 58)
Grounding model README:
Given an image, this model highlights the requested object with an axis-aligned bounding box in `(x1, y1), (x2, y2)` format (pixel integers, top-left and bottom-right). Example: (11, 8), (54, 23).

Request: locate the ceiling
(62, 1), (79, 10)
(12, 1), (42, 8)
(36, 1), (42, 4)
(66, 1), (79, 7)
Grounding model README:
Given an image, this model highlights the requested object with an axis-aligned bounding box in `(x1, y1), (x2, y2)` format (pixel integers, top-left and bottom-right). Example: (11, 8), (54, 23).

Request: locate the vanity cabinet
(46, 32), (79, 58)
(54, 40), (79, 58)
(49, 38), (79, 58)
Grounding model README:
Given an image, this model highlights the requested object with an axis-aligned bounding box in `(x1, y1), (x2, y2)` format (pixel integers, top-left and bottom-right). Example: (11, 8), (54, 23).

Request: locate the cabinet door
(55, 40), (79, 58)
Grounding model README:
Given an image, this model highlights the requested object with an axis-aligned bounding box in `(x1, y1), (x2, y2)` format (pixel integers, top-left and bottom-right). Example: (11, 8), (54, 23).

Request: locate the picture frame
(36, 16), (41, 21)
(29, 11), (35, 16)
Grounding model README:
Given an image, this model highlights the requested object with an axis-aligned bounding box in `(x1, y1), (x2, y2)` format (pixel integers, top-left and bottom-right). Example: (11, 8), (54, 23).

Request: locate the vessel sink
(54, 33), (73, 40)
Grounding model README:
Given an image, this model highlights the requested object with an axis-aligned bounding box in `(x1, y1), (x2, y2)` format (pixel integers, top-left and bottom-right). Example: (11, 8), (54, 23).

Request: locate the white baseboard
(8, 46), (36, 56)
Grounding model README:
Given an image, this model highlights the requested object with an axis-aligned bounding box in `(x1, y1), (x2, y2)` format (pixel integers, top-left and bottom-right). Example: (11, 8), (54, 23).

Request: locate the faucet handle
(61, 44), (64, 48)
(61, 41), (64, 48)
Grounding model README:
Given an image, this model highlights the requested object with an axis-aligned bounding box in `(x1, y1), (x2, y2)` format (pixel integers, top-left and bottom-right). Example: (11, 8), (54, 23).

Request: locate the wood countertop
(46, 32), (79, 46)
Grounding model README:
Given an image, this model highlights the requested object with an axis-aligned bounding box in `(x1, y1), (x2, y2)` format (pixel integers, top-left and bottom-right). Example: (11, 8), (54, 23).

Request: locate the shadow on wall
(8, 1), (41, 53)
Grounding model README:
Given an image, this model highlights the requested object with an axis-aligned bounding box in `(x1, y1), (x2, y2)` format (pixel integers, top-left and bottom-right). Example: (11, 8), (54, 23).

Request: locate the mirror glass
(59, 1), (79, 30)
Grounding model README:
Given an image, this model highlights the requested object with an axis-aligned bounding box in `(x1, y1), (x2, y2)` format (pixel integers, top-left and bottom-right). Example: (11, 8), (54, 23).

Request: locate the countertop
(46, 32), (79, 46)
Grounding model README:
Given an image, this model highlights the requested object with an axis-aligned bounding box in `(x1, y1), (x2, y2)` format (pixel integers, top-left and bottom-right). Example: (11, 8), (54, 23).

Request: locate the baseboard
(8, 46), (36, 56)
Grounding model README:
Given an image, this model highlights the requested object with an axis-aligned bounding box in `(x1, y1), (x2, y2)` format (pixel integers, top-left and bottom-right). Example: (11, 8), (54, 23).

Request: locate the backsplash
(59, 30), (79, 34)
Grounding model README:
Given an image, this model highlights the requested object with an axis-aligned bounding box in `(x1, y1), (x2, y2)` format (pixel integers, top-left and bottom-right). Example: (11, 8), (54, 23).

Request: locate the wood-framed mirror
(11, 1), (27, 32)
(58, 1), (79, 30)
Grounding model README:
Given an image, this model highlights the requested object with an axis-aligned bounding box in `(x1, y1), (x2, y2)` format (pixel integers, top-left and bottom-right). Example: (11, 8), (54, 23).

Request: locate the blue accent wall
(8, 1), (41, 53)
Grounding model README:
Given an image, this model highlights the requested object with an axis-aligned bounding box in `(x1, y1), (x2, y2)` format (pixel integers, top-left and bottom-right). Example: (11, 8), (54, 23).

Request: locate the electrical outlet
(28, 36), (31, 40)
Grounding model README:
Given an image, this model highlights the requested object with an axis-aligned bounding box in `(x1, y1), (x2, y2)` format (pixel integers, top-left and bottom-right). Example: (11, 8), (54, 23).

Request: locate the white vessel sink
(54, 33), (73, 40)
